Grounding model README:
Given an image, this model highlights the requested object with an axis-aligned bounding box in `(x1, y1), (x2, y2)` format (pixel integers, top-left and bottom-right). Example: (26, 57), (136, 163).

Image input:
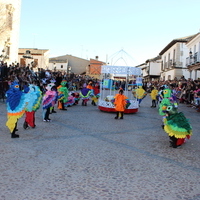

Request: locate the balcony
(162, 60), (176, 71)
(186, 52), (200, 67)
(168, 59), (176, 68)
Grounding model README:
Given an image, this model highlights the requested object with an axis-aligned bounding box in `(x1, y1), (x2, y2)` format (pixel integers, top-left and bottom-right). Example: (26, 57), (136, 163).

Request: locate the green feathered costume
(159, 89), (192, 148)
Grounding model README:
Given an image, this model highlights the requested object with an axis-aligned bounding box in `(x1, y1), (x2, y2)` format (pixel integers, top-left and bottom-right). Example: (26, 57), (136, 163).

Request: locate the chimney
(95, 56), (99, 60)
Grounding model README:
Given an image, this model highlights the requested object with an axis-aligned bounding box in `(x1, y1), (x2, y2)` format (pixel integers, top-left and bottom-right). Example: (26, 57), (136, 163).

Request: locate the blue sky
(19, 0), (200, 66)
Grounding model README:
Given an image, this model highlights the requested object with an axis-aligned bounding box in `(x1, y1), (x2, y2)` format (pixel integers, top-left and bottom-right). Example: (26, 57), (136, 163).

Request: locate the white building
(49, 55), (90, 75)
(159, 35), (196, 81)
(18, 48), (49, 71)
(185, 32), (200, 80)
(49, 58), (68, 72)
(0, 0), (21, 64)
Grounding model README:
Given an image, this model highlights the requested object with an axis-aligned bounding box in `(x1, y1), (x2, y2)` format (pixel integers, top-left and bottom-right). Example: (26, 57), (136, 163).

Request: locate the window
(61, 65), (63, 68)
(164, 56), (166, 70)
(194, 45), (196, 53)
(173, 49), (175, 64)
(168, 53), (170, 68)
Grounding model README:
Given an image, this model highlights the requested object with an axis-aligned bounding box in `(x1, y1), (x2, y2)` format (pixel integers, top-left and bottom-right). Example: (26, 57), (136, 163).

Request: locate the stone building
(18, 48), (49, 70)
(0, 0), (21, 63)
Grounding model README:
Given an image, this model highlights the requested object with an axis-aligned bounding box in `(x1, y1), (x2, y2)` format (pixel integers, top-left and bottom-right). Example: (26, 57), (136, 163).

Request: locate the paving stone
(0, 96), (200, 200)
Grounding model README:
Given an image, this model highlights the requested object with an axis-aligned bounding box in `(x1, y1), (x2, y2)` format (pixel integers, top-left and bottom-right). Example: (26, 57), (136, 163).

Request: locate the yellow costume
(150, 88), (158, 100)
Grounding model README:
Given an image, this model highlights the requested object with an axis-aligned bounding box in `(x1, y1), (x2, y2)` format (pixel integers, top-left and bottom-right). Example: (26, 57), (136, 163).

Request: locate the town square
(1, 0), (200, 199)
(0, 94), (200, 200)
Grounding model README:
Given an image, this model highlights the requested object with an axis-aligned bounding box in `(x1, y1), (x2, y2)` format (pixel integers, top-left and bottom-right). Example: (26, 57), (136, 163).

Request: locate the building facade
(87, 57), (105, 79)
(141, 56), (161, 82)
(0, 0), (21, 63)
(18, 48), (49, 71)
(185, 33), (200, 80)
(49, 54), (90, 75)
(159, 35), (196, 81)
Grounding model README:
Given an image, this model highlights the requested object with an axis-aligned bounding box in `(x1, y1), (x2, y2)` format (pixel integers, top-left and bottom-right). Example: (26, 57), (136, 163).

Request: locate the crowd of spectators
(143, 76), (200, 111)
(0, 61), (99, 98)
(1, 61), (200, 110)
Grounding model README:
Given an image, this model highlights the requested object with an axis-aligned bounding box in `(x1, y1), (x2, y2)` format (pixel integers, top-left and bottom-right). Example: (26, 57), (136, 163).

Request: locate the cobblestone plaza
(0, 96), (200, 200)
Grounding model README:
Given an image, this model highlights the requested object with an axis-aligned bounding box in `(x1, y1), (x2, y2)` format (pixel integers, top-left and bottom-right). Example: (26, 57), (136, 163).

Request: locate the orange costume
(114, 90), (128, 119)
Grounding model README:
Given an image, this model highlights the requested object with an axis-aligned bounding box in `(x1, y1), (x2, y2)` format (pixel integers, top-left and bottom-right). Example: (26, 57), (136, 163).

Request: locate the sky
(19, 0), (200, 66)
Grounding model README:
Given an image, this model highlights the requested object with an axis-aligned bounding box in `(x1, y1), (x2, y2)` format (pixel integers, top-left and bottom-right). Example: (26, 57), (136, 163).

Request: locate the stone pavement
(0, 96), (200, 200)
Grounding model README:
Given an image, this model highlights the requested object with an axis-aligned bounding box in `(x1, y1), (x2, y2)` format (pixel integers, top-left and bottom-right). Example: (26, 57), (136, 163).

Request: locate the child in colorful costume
(72, 92), (80, 105)
(50, 85), (58, 114)
(42, 83), (57, 122)
(57, 80), (68, 110)
(80, 83), (92, 106)
(91, 83), (100, 106)
(6, 81), (27, 138)
(150, 86), (158, 108)
(132, 86), (147, 106)
(23, 84), (42, 129)
(114, 89), (128, 119)
(64, 92), (75, 107)
(159, 88), (192, 148)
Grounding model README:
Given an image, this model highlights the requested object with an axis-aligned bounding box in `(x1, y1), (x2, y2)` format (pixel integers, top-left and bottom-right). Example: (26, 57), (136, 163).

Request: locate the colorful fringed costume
(72, 92), (80, 105)
(64, 93), (75, 107)
(80, 84), (92, 106)
(42, 83), (57, 122)
(6, 81), (27, 138)
(159, 88), (192, 148)
(23, 84), (42, 129)
(57, 80), (68, 110)
(50, 85), (58, 114)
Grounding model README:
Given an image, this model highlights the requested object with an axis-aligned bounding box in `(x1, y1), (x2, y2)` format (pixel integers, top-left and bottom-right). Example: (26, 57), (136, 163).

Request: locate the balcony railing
(168, 60), (176, 68)
(186, 52), (200, 66)
(162, 60), (176, 71)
